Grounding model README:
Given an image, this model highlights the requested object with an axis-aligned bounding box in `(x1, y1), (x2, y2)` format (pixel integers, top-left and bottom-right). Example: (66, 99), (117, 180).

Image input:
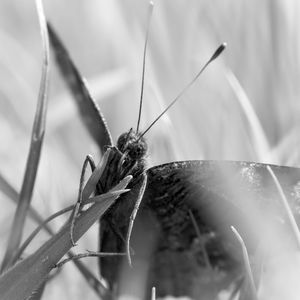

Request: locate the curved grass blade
(0, 174), (107, 297)
(151, 287), (156, 300)
(15, 205), (74, 261)
(0, 0), (50, 273)
(231, 226), (258, 300)
(16, 190), (128, 260)
(47, 22), (113, 153)
(14, 150), (120, 297)
(0, 176), (131, 300)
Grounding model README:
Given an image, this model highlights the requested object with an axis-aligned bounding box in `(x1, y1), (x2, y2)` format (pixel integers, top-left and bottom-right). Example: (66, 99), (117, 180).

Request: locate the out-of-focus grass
(0, 0), (299, 299)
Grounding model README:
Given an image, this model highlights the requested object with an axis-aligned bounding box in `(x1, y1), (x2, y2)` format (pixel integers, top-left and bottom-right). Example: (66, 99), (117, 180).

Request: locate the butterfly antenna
(136, 1), (154, 133)
(139, 43), (227, 139)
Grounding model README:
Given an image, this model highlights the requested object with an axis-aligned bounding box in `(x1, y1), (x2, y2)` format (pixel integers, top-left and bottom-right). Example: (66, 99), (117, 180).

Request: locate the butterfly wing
(101, 160), (300, 299)
(47, 22), (300, 298)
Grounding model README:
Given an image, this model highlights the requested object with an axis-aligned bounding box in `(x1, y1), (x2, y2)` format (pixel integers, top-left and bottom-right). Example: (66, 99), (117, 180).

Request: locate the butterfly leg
(125, 173), (147, 266)
(70, 154), (96, 246)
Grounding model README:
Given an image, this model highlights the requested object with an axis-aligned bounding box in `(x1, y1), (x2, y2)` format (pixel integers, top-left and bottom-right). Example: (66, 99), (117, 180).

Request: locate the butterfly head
(117, 129), (148, 161)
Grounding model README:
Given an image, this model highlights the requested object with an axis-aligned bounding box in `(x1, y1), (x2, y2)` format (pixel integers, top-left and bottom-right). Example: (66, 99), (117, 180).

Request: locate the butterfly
(47, 12), (300, 300)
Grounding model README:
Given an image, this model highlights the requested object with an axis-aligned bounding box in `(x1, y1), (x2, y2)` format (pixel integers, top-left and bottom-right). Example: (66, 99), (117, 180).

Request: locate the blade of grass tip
(267, 165), (300, 249)
(47, 22), (113, 153)
(151, 287), (156, 300)
(0, 0), (50, 273)
(87, 189), (130, 204)
(225, 69), (273, 163)
(231, 226), (258, 300)
(81, 149), (112, 200)
(17, 186), (130, 260)
(0, 179), (130, 300)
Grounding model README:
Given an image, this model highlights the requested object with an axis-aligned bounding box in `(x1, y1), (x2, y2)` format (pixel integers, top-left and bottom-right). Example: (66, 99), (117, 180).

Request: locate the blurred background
(0, 0), (300, 299)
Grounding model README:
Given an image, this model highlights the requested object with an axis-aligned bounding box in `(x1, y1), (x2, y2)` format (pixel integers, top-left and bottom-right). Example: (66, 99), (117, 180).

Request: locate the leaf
(47, 22), (113, 153)
(0, 177), (130, 300)
(0, 173), (108, 297)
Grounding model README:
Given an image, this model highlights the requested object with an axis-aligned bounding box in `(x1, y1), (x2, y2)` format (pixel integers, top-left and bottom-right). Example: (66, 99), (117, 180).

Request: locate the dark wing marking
(47, 23), (113, 153)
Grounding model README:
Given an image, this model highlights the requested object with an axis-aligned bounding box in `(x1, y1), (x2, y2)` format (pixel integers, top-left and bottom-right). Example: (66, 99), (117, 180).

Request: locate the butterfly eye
(127, 139), (148, 160)
(117, 131), (148, 160)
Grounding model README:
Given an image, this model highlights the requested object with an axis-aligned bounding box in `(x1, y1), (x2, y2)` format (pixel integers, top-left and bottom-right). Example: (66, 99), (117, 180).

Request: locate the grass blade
(47, 22), (113, 153)
(0, 175), (107, 297)
(0, 0), (50, 272)
(231, 226), (258, 300)
(0, 185), (128, 300)
(16, 189), (129, 260)
(151, 287), (156, 300)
